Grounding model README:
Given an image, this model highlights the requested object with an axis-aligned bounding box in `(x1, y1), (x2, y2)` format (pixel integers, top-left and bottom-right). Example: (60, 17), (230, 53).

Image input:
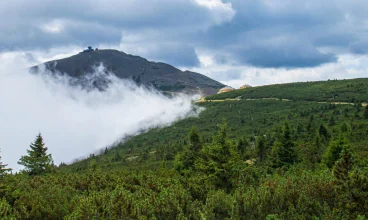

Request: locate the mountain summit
(31, 49), (224, 95)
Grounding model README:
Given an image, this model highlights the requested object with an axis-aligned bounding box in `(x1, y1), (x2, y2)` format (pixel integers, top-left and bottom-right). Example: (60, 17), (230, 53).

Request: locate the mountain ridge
(31, 49), (225, 95)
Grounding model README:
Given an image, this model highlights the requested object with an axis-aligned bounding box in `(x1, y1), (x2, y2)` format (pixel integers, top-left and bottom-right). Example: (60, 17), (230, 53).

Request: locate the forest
(0, 78), (368, 219)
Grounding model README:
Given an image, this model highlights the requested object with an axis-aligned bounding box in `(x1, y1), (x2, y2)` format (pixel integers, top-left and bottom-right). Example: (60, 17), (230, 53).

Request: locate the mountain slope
(65, 77), (368, 172)
(206, 78), (368, 102)
(31, 49), (224, 95)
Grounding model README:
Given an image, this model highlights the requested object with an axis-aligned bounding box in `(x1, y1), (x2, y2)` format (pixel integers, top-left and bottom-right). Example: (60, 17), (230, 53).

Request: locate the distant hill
(206, 78), (368, 102)
(31, 49), (224, 95)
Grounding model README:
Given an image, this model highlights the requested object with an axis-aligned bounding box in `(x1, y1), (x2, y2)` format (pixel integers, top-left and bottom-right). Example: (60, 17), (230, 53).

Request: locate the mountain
(31, 49), (224, 95)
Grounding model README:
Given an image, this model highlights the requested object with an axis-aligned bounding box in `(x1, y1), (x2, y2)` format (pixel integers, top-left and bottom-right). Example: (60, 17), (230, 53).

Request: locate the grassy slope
(67, 100), (368, 172)
(64, 78), (368, 172)
(206, 78), (368, 102)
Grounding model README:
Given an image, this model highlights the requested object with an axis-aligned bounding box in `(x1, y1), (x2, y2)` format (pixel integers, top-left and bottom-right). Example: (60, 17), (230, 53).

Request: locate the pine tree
(307, 115), (314, 132)
(305, 135), (323, 169)
(333, 148), (353, 192)
(0, 150), (12, 195)
(174, 127), (202, 173)
(256, 135), (266, 162)
(328, 115), (336, 126)
(18, 133), (53, 175)
(112, 151), (122, 162)
(318, 124), (329, 141)
(333, 147), (368, 217)
(0, 150), (11, 178)
(269, 122), (296, 168)
(323, 135), (349, 168)
(340, 122), (352, 134)
(195, 122), (239, 190)
(236, 137), (249, 160)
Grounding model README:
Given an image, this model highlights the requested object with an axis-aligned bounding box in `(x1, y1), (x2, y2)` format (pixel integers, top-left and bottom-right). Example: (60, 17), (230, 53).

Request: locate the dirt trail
(196, 97), (367, 107)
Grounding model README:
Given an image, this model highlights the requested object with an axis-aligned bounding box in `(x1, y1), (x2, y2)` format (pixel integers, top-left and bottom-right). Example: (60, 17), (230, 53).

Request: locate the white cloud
(189, 52), (368, 88)
(40, 20), (65, 34)
(194, 0), (236, 25)
(0, 52), (201, 171)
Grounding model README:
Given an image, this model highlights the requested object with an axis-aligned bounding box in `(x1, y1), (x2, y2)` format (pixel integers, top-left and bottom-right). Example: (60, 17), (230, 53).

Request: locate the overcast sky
(1, 0), (368, 87)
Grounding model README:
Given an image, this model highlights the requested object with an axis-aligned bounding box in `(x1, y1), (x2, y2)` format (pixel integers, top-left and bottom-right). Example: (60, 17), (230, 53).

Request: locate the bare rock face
(31, 49), (224, 96)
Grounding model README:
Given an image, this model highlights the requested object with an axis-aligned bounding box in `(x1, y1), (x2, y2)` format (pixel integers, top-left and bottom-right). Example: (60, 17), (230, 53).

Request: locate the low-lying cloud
(0, 56), (201, 171)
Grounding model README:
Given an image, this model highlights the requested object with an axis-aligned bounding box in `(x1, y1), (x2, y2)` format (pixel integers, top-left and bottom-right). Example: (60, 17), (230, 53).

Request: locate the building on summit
(239, 84), (252, 89)
(218, 86), (235, 94)
(82, 46), (95, 53)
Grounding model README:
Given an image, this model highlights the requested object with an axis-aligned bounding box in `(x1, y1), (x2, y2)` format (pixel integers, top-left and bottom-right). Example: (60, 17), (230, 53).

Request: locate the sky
(0, 0), (368, 87)
(1, 0), (368, 170)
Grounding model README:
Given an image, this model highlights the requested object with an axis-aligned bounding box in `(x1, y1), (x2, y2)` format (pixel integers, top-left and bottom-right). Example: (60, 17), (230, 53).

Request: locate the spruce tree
(269, 122), (296, 168)
(112, 151), (122, 162)
(195, 122), (239, 190)
(318, 124), (329, 141)
(236, 137), (249, 160)
(323, 135), (349, 168)
(0, 151), (11, 196)
(333, 147), (368, 217)
(174, 127), (202, 173)
(0, 150), (11, 178)
(18, 133), (53, 175)
(329, 115), (336, 126)
(305, 135), (323, 169)
(256, 135), (266, 162)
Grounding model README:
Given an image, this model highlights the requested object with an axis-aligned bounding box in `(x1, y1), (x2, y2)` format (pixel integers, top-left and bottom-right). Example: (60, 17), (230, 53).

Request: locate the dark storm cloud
(195, 0), (365, 67)
(0, 0), (367, 68)
(214, 38), (337, 68)
(150, 45), (200, 67)
(349, 39), (368, 54)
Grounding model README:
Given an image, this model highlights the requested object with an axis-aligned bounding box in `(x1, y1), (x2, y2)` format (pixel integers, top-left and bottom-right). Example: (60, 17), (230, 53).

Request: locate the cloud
(0, 52), (201, 171)
(1, 0), (368, 69)
(349, 39), (368, 54)
(188, 52), (368, 88)
(233, 40), (337, 68)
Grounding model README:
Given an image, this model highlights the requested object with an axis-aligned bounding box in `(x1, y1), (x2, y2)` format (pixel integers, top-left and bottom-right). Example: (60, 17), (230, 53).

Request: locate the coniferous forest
(1, 79), (368, 219)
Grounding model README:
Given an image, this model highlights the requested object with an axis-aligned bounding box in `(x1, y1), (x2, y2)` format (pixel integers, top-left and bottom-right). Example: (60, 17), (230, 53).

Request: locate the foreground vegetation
(1, 78), (368, 219)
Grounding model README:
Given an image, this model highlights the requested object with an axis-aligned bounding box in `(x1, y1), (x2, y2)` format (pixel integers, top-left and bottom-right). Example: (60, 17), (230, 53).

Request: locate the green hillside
(1, 78), (368, 219)
(207, 78), (368, 103)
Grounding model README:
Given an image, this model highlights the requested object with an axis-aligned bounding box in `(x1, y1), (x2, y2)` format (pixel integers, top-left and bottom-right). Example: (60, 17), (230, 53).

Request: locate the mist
(0, 53), (201, 171)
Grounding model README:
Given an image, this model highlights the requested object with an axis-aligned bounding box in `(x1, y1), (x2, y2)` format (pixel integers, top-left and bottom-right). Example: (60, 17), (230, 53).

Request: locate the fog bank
(0, 54), (201, 171)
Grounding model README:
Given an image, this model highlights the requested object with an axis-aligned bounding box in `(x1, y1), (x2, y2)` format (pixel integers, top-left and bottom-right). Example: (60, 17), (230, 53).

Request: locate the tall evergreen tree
(269, 122), (296, 168)
(305, 135), (323, 169)
(195, 122), (239, 190)
(333, 147), (368, 217)
(236, 137), (249, 160)
(329, 115), (336, 126)
(18, 133), (53, 175)
(174, 127), (202, 173)
(0, 150), (11, 178)
(256, 135), (266, 162)
(323, 135), (349, 168)
(0, 150), (11, 196)
(318, 124), (330, 141)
